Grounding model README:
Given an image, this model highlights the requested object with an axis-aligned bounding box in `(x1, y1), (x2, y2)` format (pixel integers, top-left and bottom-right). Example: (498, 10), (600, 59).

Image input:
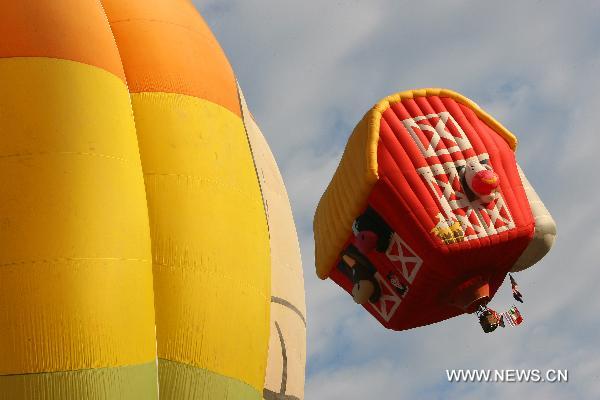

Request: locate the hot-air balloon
(0, 1), (305, 399)
(313, 89), (556, 333)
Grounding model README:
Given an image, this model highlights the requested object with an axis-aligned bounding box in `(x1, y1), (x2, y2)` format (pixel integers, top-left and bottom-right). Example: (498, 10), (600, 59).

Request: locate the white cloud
(195, 1), (600, 398)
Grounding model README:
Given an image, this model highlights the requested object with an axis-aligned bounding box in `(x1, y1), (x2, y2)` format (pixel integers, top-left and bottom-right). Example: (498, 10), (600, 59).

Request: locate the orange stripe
(0, 0), (126, 81)
(102, 0), (241, 116)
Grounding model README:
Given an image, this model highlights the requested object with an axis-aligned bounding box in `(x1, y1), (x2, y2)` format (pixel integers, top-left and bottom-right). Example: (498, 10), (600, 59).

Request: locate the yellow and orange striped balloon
(0, 1), (305, 399)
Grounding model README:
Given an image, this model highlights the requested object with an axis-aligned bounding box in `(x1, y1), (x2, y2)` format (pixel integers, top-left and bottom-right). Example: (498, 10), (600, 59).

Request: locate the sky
(193, 1), (600, 399)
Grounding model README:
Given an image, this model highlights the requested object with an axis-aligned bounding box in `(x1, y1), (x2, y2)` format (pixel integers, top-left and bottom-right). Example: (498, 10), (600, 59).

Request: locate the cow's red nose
(471, 170), (499, 195)
(353, 230), (378, 254)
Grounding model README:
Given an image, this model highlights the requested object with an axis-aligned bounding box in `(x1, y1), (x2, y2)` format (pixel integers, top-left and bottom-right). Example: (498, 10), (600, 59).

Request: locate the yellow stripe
(130, 92), (271, 392)
(0, 58), (156, 373)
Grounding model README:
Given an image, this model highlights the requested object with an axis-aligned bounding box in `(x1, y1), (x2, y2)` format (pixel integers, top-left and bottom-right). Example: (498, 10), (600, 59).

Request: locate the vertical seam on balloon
(235, 81), (271, 241)
(235, 81), (272, 390)
(97, 2), (159, 393)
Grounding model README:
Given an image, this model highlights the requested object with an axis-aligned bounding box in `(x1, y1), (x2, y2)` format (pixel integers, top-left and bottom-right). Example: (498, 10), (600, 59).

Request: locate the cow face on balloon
(459, 159), (500, 203)
(336, 208), (393, 305)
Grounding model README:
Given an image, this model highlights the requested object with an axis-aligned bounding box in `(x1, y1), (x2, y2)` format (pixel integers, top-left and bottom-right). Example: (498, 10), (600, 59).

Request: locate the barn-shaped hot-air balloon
(0, 1), (306, 399)
(314, 89), (556, 333)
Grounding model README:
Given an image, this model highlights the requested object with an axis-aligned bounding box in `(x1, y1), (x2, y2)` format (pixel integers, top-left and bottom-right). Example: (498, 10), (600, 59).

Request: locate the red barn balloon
(313, 88), (556, 331)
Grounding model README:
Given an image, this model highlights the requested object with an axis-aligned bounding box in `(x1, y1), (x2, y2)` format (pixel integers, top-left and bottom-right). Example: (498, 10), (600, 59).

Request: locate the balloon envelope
(0, 1), (306, 399)
(314, 88), (556, 331)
